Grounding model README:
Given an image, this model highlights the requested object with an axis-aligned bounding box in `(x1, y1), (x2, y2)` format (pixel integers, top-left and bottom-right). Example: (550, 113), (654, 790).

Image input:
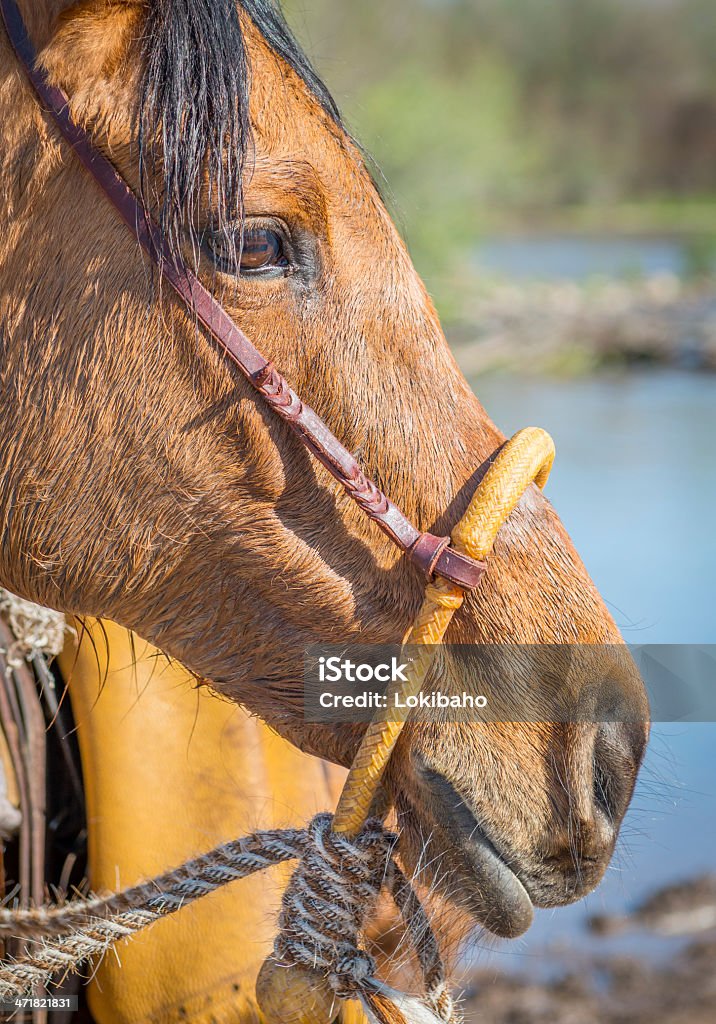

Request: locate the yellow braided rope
(256, 427), (555, 1024)
(333, 427), (555, 834)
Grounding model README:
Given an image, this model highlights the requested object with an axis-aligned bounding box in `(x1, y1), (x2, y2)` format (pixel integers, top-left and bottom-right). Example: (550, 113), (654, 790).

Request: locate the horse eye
(205, 225), (290, 276)
(240, 228), (288, 273)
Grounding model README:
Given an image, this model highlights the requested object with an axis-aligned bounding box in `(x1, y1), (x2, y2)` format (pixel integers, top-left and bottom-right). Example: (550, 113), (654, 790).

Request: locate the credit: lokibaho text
(318, 690), (489, 709)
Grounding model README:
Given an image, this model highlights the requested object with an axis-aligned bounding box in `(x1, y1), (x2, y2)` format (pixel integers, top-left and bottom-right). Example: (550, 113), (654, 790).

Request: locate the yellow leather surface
(0, 728), (19, 809)
(59, 620), (351, 1024)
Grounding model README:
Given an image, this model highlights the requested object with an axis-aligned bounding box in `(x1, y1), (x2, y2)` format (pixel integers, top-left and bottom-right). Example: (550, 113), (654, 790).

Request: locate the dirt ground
(462, 933), (716, 1023)
(457, 873), (716, 1022)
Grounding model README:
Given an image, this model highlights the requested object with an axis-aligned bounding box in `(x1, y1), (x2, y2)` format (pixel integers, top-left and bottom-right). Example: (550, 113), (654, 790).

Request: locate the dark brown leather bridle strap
(1, 0), (486, 591)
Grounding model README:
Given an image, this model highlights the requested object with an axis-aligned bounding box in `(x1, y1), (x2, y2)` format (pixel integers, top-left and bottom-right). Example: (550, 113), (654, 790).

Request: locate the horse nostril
(594, 758), (617, 820)
(593, 720), (646, 824)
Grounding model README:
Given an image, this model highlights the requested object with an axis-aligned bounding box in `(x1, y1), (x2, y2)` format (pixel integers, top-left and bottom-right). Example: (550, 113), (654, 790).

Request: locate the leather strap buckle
(409, 533), (487, 590)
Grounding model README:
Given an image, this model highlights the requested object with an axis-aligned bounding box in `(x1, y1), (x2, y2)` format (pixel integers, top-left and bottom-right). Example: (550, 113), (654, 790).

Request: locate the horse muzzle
(396, 750), (631, 940)
(396, 764), (535, 938)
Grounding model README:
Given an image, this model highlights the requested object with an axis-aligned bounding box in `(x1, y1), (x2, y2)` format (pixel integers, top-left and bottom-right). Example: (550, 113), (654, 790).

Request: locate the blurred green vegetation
(283, 0), (716, 317)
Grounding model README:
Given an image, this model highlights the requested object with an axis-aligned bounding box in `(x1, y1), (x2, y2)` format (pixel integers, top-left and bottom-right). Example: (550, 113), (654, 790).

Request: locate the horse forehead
(242, 156), (329, 226)
(244, 25), (374, 197)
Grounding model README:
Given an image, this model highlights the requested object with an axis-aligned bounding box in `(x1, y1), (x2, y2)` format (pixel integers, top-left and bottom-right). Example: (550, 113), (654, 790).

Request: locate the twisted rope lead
(0, 814), (448, 1015)
(0, 824), (308, 998)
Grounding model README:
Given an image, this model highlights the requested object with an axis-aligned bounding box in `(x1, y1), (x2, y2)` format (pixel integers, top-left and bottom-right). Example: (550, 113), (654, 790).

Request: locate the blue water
(475, 235), (690, 280)
(464, 369), (716, 975)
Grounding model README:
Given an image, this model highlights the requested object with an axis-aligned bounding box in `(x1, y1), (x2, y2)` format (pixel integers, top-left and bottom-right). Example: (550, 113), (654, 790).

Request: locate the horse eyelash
(137, 0), (342, 266)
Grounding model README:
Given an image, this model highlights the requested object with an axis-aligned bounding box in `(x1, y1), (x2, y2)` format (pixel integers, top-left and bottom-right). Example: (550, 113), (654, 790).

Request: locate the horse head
(0, 0), (648, 941)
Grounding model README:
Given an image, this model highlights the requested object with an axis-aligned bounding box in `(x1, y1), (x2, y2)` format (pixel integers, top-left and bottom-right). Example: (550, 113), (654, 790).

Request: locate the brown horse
(0, 0), (648, 1017)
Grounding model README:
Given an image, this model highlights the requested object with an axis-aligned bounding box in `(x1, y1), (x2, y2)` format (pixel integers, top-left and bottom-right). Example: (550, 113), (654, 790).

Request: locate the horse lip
(411, 764), (534, 939)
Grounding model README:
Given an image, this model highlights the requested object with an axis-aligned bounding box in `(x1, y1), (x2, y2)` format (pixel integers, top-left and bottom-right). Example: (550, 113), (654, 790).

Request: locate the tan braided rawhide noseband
(0, 3), (558, 1022)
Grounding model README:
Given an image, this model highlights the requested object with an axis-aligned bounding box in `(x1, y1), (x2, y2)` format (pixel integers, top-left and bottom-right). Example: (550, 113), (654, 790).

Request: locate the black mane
(138, 0), (341, 255)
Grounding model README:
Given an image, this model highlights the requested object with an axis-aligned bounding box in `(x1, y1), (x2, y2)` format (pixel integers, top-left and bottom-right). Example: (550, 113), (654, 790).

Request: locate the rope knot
(273, 813), (395, 993)
(0, 813), (460, 1021)
(328, 948), (376, 998)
